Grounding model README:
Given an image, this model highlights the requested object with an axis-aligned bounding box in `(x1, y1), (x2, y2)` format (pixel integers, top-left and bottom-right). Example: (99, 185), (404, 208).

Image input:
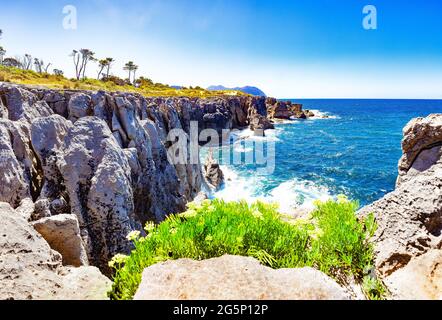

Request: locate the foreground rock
(359, 113), (442, 300)
(0, 202), (111, 300)
(32, 214), (88, 267)
(134, 255), (351, 300)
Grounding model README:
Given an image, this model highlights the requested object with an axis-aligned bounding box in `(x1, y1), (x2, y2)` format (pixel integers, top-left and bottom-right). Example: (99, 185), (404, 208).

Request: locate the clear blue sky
(1, 0), (442, 98)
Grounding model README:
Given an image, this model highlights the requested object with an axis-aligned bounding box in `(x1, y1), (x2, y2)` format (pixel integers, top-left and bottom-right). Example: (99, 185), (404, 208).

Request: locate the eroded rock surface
(0, 83), (289, 275)
(0, 202), (111, 300)
(359, 113), (442, 299)
(134, 255), (351, 300)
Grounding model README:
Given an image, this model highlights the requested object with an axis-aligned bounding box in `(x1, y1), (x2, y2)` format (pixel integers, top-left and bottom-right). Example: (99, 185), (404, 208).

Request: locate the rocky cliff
(0, 83), (304, 277)
(359, 114), (442, 299)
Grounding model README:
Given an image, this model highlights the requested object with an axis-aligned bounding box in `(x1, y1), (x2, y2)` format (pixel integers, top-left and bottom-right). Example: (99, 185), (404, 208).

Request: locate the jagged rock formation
(203, 151), (225, 191)
(359, 114), (442, 300)
(134, 255), (351, 300)
(266, 98), (313, 120)
(0, 202), (111, 300)
(0, 83), (284, 275)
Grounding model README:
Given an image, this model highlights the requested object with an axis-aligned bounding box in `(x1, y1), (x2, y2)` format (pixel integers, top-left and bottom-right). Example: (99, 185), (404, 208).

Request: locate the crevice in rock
(29, 143), (44, 202)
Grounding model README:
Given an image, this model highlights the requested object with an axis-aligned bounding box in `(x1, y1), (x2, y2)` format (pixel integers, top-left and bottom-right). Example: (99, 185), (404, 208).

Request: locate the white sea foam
(214, 166), (333, 214)
(309, 109), (340, 119)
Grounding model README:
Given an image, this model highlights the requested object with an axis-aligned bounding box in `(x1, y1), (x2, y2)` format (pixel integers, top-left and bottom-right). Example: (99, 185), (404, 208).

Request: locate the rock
(56, 266), (112, 300)
(134, 255), (351, 300)
(68, 93), (92, 122)
(31, 115), (72, 215)
(306, 110), (315, 118)
(267, 102), (291, 119)
(1, 85), (53, 122)
(384, 250), (442, 300)
(0, 202), (110, 300)
(15, 197), (35, 221)
(0, 83), (282, 277)
(32, 214), (89, 267)
(203, 151), (225, 190)
(0, 119), (34, 208)
(250, 114), (275, 131)
(359, 114), (442, 299)
(397, 114), (442, 186)
(59, 117), (136, 273)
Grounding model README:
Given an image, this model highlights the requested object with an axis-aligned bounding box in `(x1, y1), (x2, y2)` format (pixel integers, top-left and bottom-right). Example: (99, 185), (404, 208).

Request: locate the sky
(0, 0), (442, 98)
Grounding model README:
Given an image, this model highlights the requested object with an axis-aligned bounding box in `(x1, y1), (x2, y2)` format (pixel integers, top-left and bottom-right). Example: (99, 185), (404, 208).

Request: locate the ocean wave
(309, 109), (340, 119)
(213, 166), (333, 214)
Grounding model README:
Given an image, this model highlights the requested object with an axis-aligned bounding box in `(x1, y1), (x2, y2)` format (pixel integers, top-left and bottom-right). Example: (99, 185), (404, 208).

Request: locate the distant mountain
(207, 85), (266, 97)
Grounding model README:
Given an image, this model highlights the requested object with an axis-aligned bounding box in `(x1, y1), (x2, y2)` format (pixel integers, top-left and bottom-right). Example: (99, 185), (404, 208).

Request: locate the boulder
(250, 114), (275, 131)
(134, 255), (351, 300)
(32, 214), (89, 267)
(0, 202), (111, 300)
(383, 250), (442, 300)
(397, 114), (442, 186)
(68, 93), (92, 122)
(359, 114), (442, 299)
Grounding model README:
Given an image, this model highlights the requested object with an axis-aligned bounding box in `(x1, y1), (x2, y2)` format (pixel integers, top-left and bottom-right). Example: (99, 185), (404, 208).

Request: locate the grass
(109, 197), (387, 300)
(0, 65), (246, 98)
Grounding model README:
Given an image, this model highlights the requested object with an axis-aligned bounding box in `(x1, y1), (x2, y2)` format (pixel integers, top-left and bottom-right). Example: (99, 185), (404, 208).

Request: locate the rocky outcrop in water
(266, 99), (313, 120)
(203, 151), (225, 191)
(359, 113), (442, 300)
(134, 255), (351, 300)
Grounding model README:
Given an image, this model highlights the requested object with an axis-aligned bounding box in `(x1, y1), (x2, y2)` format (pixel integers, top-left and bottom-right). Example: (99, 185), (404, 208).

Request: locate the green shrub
(109, 197), (385, 300)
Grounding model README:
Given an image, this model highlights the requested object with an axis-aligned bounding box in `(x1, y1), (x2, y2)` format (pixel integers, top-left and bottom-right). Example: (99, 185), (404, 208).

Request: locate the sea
(204, 99), (442, 213)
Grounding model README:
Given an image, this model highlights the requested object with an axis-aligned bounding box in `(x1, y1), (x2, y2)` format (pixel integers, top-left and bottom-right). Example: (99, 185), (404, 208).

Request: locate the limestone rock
(134, 255), (351, 300)
(359, 114), (442, 299)
(0, 119), (34, 208)
(59, 117), (136, 273)
(56, 266), (112, 300)
(384, 250), (442, 300)
(32, 214), (89, 267)
(0, 202), (110, 300)
(203, 151), (224, 190)
(1, 85), (53, 122)
(68, 93), (92, 122)
(397, 114), (442, 186)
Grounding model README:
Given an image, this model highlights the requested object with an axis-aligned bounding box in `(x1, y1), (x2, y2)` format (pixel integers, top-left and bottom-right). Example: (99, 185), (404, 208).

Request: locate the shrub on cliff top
(109, 198), (384, 300)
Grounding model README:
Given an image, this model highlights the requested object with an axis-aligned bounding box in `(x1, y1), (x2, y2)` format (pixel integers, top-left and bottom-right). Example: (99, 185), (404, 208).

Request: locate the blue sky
(1, 0), (442, 98)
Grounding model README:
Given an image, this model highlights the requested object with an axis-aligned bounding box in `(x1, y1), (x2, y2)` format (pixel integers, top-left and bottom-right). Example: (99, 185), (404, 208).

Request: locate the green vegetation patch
(0, 65), (246, 98)
(109, 197), (386, 300)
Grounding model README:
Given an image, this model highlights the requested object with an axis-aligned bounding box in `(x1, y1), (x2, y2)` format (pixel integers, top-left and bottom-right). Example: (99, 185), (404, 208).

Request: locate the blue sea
(208, 99), (442, 212)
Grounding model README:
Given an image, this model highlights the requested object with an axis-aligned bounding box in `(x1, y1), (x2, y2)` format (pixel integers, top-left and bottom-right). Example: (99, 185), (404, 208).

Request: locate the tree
(0, 47), (5, 65)
(70, 49), (95, 80)
(18, 54), (32, 70)
(123, 61), (138, 84)
(2, 57), (21, 68)
(97, 58), (114, 80)
(34, 58), (51, 73)
(104, 57), (114, 78)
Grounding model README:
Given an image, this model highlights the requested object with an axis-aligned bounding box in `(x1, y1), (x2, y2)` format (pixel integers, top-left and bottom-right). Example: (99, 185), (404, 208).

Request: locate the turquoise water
(209, 99), (442, 212)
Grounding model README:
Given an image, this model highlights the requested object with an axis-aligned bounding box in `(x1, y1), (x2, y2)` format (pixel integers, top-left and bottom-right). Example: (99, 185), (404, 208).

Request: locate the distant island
(207, 85), (267, 97)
